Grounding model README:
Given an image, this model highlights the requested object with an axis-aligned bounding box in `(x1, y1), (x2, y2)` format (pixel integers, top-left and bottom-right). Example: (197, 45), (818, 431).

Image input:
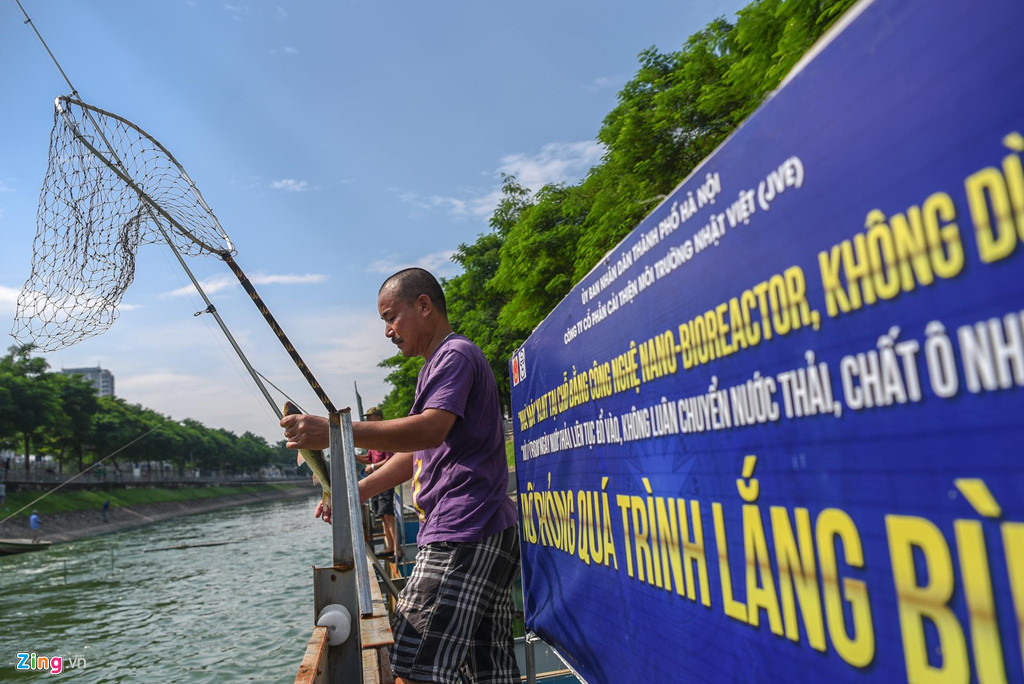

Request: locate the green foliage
(0, 346), (285, 476)
(0, 345), (62, 474)
(446, 231), (512, 406)
(494, 182), (589, 331)
(48, 373), (101, 472)
(377, 353), (424, 418)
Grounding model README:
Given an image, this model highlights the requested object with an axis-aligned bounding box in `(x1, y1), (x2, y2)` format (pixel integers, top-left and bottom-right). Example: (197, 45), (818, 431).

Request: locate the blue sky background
(0, 0), (748, 443)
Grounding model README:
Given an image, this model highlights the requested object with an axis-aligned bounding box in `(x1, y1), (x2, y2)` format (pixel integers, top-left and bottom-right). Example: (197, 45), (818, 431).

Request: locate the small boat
(0, 538), (52, 555)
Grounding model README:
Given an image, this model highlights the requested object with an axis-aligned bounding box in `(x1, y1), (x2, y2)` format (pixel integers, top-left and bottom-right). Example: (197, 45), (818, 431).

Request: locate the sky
(0, 0), (749, 444)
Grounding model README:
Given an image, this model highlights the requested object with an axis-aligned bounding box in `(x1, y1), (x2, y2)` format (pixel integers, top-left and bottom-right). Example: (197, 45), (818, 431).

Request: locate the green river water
(0, 492), (330, 682)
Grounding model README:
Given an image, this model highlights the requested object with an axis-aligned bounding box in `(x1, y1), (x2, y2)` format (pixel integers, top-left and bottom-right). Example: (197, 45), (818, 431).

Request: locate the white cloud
(271, 179), (313, 192)
(222, 2), (288, 23)
(396, 192), (500, 219)
(165, 272), (328, 298)
(397, 140), (605, 220)
(305, 312), (390, 376)
(229, 175), (263, 190)
(7, 288), (128, 322)
(497, 141), (605, 193)
(0, 284), (20, 314)
(364, 251), (457, 278)
(270, 46), (299, 55)
(117, 370), (286, 435)
(587, 75), (622, 93)
(223, 3), (251, 20)
(2, 286), (142, 353)
(0, 181), (14, 192)
(119, 371), (211, 395)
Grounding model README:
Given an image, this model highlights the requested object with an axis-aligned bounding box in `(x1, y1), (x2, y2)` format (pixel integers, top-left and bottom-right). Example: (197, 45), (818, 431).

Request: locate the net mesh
(12, 96), (234, 351)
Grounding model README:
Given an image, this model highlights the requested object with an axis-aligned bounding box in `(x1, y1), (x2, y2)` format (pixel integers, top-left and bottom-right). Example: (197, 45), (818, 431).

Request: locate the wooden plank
(359, 557), (396, 682)
(361, 558), (396, 650)
(361, 649), (381, 684)
(360, 614), (395, 650)
(360, 594), (395, 649)
(294, 626), (329, 684)
(377, 647), (395, 683)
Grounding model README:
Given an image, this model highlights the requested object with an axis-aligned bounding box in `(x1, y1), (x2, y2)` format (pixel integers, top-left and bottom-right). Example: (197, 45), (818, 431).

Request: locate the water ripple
(0, 493), (330, 682)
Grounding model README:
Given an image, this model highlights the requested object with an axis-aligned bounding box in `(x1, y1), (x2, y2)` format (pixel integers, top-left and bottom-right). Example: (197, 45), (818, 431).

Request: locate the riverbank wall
(0, 483), (319, 544)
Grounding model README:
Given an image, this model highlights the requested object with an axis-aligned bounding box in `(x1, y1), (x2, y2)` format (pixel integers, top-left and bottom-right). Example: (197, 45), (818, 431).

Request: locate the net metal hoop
(55, 96), (233, 255)
(12, 95), (239, 351)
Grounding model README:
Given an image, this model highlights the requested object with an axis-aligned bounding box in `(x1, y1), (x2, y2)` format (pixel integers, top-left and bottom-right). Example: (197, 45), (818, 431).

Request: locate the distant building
(61, 365), (115, 397)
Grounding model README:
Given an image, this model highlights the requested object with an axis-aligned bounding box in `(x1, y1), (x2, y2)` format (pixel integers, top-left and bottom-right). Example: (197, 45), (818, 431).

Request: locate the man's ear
(417, 294), (432, 316)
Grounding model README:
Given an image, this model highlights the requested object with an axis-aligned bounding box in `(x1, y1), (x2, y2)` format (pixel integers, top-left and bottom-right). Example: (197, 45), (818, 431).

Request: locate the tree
(50, 373), (101, 473)
(237, 431), (274, 473)
(179, 418), (217, 474)
(446, 231), (514, 407)
(377, 354), (424, 419)
(134, 407), (180, 477)
(211, 428), (240, 475)
(494, 182), (590, 332)
(90, 397), (150, 475)
(0, 347), (294, 479)
(272, 439), (298, 471)
(574, 19), (738, 277)
(0, 345), (63, 474)
(0, 368), (17, 451)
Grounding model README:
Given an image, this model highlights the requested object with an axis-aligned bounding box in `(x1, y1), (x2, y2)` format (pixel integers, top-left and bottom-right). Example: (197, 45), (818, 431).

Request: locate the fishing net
(12, 96), (235, 351)
(13, 95), (336, 416)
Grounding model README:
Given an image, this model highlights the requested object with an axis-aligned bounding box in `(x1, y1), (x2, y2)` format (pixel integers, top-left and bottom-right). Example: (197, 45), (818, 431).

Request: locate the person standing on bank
(29, 510), (41, 543)
(281, 267), (520, 684)
(354, 406), (399, 558)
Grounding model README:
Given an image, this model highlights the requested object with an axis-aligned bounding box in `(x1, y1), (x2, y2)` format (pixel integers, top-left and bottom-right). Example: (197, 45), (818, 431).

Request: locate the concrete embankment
(0, 483), (319, 544)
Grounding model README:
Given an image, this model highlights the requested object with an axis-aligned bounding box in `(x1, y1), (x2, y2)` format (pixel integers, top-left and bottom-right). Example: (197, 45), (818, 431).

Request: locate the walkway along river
(0, 492), (327, 682)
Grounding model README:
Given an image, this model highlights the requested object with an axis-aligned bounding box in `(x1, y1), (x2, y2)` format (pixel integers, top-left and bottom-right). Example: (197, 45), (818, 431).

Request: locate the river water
(0, 492), (331, 682)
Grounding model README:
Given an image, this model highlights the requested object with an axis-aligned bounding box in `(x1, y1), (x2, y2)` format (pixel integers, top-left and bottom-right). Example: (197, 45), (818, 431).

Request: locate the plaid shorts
(390, 525), (521, 684)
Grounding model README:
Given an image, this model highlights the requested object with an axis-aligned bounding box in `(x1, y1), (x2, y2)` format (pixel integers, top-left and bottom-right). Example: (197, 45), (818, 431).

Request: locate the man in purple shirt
(282, 267), (520, 684)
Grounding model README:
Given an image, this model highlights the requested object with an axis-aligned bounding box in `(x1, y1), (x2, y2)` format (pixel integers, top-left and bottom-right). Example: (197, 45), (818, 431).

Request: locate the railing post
(310, 409), (371, 683)
(333, 410), (373, 615)
(525, 632), (538, 684)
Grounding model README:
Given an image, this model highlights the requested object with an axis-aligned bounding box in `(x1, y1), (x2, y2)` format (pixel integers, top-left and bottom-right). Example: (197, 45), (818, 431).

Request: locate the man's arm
(316, 451), (413, 524)
(281, 409), (456, 453)
(359, 451), (413, 501)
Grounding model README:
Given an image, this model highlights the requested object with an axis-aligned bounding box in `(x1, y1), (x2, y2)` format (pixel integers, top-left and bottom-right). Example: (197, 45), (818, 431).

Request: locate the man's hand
(280, 413), (330, 451)
(315, 499), (332, 524)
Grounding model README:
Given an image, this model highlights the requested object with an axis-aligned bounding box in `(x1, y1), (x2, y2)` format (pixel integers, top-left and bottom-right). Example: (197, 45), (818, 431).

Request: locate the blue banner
(510, 1), (1024, 682)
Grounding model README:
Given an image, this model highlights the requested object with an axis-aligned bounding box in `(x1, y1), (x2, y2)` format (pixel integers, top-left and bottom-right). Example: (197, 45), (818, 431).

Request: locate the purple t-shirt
(410, 334), (518, 544)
